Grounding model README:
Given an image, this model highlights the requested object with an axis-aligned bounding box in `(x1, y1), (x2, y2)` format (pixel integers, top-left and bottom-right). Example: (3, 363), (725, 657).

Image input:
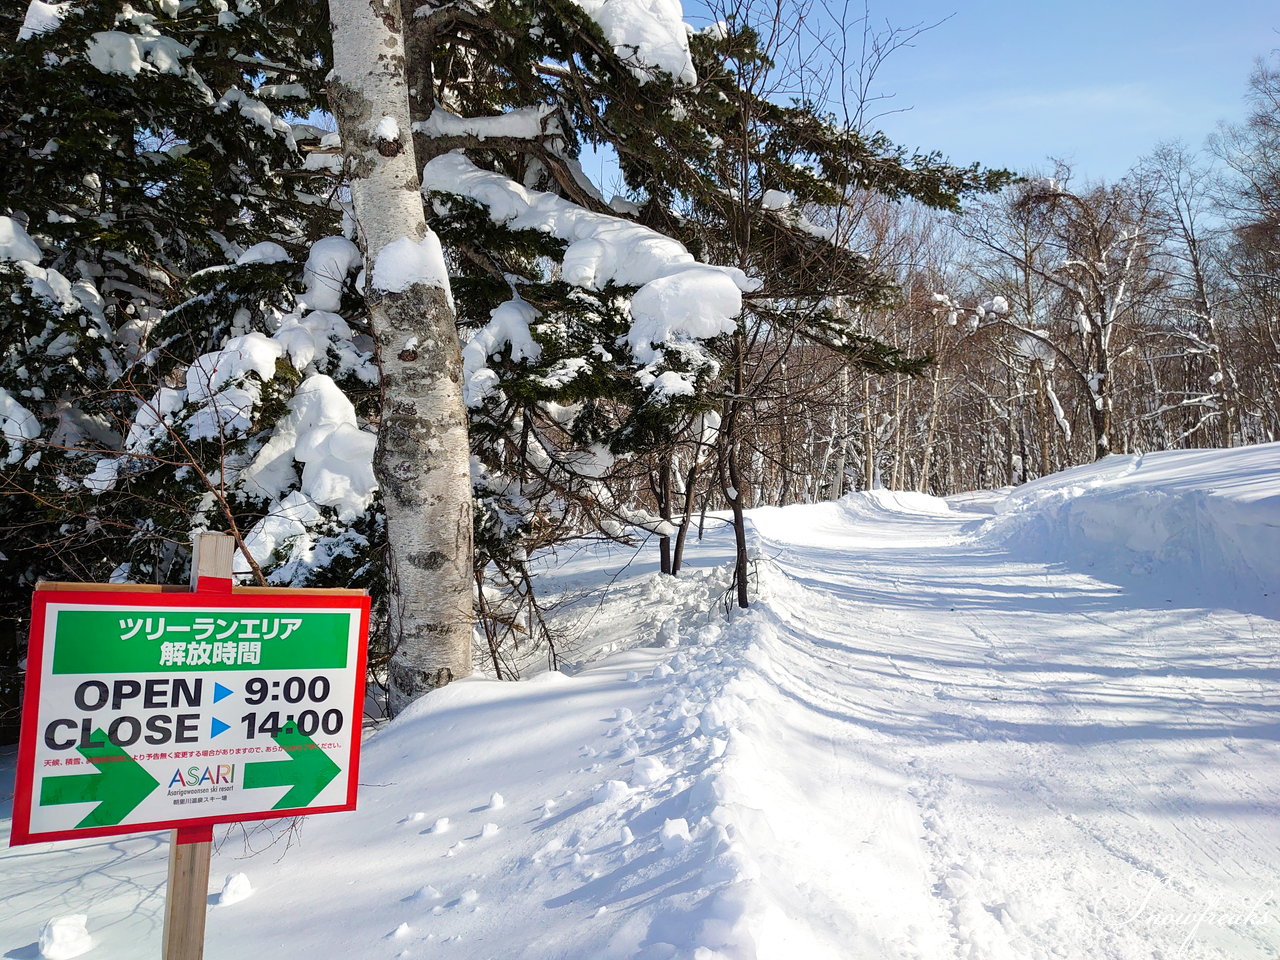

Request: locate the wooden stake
(162, 532), (233, 960)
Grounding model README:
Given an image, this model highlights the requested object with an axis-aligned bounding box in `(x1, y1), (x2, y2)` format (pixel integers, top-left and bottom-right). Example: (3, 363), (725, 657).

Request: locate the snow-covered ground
(2, 444), (1278, 959)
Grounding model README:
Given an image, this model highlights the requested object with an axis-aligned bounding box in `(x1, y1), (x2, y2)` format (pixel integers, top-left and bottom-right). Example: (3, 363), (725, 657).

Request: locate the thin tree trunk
(917, 366), (943, 494)
(722, 335), (750, 609)
(670, 455), (702, 576)
(721, 442), (749, 610)
(830, 364), (850, 498)
(328, 0), (473, 714)
(862, 375), (876, 489)
(656, 455), (673, 575)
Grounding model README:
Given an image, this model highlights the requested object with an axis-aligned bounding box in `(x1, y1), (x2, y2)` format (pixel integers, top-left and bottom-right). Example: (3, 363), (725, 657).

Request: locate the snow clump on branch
(423, 152), (759, 401)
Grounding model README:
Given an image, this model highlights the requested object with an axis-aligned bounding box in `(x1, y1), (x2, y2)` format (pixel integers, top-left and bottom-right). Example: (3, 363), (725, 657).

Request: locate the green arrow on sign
(243, 723), (340, 809)
(40, 729), (160, 827)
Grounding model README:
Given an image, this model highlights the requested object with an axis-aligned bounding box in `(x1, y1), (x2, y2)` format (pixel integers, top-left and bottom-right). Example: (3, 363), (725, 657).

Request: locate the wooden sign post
(9, 533), (371, 959)
(163, 532), (232, 960)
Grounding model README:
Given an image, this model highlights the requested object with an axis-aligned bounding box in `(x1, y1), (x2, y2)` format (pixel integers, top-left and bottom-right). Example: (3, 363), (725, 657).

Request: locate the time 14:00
(240, 709), (343, 739)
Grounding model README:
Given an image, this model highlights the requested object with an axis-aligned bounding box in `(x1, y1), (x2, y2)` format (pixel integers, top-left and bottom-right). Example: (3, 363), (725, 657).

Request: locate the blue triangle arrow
(211, 717), (230, 738)
(213, 682), (233, 704)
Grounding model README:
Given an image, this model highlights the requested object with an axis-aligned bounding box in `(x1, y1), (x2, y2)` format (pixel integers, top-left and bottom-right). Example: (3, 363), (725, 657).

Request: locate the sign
(11, 587), (370, 846)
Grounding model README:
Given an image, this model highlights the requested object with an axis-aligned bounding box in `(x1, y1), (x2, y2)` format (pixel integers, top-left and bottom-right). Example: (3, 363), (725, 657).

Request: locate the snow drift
(985, 443), (1280, 610)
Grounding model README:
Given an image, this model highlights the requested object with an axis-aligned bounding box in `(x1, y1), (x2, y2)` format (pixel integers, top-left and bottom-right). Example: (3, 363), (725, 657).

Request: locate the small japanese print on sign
(10, 588), (370, 846)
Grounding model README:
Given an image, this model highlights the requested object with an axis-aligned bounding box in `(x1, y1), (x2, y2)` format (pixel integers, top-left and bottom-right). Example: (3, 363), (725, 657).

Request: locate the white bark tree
(326, 0), (473, 712)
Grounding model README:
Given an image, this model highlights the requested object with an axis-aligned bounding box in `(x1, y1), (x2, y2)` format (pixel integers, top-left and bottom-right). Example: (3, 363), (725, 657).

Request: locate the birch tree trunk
(327, 0), (474, 713)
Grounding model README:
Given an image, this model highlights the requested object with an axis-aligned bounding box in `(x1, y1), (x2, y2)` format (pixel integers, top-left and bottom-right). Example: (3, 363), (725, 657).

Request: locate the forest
(1, 0), (1277, 730)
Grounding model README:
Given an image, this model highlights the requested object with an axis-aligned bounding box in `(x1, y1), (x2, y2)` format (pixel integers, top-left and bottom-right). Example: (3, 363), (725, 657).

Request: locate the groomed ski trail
(731, 490), (1280, 959)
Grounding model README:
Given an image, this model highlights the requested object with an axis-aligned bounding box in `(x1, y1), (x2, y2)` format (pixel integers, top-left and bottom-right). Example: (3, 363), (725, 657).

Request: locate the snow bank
(986, 444), (1280, 606)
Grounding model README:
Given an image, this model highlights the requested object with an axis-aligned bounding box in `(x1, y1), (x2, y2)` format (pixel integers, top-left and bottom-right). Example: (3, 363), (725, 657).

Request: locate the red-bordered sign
(12, 584), (370, 846)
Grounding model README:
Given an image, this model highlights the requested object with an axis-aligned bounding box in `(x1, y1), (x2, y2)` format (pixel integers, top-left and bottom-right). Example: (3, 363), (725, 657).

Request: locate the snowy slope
(2, 444), (1279, 959)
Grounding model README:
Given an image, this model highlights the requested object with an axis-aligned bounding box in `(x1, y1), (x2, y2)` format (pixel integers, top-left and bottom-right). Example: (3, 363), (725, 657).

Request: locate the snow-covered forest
(2, 0), (1276, 715)
(2, 1), (1280, 957)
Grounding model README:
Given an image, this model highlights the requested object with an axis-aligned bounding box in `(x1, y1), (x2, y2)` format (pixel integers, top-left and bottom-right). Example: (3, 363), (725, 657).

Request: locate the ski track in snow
(1, 448), (1278, 959)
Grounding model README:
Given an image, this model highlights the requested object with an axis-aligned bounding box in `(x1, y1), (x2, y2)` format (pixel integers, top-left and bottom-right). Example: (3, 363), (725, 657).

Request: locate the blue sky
(678, 0), (1278, 184)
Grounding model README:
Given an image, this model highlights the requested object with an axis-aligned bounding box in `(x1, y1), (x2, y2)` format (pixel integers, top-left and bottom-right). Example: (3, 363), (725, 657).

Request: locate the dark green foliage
(0, 0), (341, 738)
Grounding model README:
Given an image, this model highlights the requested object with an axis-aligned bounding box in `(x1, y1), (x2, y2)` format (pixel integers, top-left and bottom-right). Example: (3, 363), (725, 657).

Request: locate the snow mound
(215, 873), (253, 906)
(38, 915), (91, 960)
(987, 444), (1280, 606)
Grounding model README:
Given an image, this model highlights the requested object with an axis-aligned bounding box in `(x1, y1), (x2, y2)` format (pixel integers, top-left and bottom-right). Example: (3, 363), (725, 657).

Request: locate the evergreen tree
(0, 0), (349, 735)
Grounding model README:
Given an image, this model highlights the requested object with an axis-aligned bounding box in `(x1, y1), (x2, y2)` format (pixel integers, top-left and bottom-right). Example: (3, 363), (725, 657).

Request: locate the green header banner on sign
(51, 610), (351, 674)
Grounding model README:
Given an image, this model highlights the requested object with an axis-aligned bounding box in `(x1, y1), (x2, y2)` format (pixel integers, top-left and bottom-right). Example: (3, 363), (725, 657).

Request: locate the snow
(273, 310), (354, 372)
(371, 234), (450, 294)
(424, 154), (753, 294)
(235, 242), (291, 266)
(991, 445), (1280, 603)
(38, 915), (91, 960)
(84, 29), (192, 77)
(424, 153), (758, 394)
(658, 817), (690, 852)
(300, 236), (361, 312)
(571, 0), (697, 84)
(462, 297), (542, 406)
(0, 387), (41, 465)
(186, 332), (281, 403)
(760, 189), (792, 210)
(414, 105), (555, 141)
(214, 873), (253, 907)
(243, 374), (376, 524)
(4, 443), (1280, 959)
(374, 115), (400, 143)
(214, 89), (295, 147)
(0, 215), (41, 263)
(18, 1), (67, 40)
(85, 31), (144, 75)
(627, 265), (745, 363)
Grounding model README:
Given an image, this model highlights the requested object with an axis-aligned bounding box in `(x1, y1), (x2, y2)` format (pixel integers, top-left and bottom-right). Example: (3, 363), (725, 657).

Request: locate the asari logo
(168, 764), (234, 788)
